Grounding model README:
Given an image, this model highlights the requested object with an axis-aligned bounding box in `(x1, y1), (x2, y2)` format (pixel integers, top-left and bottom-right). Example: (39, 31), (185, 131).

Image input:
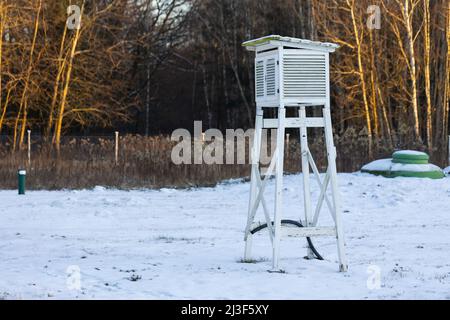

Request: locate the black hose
(250, 219), (324, 260)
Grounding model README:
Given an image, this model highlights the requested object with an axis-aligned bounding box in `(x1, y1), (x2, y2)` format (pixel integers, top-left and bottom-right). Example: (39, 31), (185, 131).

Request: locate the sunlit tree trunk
(444, 2), (450, 159)
(347, 0), (373, 158)
(54, 1), (85, 154)
(368, 28), (380, 144)
(424, 0), (433, 152)
(13, 0), (42, 150)
(0, 2), (4, 125)
(46, 24), (68, 139)
(384, 0), (421, 140)
(403, 0), (421, 140)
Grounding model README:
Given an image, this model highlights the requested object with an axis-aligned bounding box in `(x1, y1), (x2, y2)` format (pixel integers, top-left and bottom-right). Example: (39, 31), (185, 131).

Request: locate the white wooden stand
(244, 103), (348, 272)
(242, 35), (348, 272)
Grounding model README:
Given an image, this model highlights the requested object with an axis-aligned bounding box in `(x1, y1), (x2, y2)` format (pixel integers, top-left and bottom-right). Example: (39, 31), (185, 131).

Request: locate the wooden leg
(244, 233), (253, 261)
(323, 106), (348, 272)
(299, 106), (314, 259)
(272, 107), (286, 271)
(244, 108), (263, 261)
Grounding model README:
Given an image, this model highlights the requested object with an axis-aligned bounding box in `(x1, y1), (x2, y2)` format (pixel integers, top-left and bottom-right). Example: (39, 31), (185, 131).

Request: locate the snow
(1, 173), (450, 299)
(361, 158), (443, 173)
(361, 158), (392, 172)
(390, 163), (442, 173)
(444, 167), (450, 176)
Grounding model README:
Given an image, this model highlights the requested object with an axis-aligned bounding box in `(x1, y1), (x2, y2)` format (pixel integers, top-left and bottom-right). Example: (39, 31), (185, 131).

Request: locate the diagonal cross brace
(306, 151), (336, 225)
(244, 151), (278, 243)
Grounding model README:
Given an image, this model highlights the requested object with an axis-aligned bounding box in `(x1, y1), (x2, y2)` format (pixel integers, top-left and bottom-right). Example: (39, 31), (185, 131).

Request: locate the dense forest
(0, 0), (449, 163)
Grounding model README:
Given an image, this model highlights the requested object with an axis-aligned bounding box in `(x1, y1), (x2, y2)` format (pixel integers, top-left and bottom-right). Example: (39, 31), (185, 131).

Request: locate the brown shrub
(0, 130), (436, 190)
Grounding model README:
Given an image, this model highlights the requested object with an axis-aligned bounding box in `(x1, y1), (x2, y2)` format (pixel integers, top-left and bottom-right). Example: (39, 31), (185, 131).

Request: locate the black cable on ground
(250, 219), (324, 260)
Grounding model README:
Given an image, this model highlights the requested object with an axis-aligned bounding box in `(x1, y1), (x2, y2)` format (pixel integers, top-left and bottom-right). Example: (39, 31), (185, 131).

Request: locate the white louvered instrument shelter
(243, 35), (338, 108)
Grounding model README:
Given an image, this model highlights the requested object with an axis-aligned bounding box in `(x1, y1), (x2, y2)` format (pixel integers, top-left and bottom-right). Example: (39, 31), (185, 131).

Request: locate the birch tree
(12, 0), (42, 150)
(54, 1), (84, 152)
(383, 0), (421, 140)
(423, 0), (432, 151)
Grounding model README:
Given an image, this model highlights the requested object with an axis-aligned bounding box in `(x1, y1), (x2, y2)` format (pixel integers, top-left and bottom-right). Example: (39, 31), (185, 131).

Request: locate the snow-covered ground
(0, 173), (449, 299)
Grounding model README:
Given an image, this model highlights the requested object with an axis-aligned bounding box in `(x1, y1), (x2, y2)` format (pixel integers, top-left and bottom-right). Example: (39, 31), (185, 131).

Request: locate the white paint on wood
(283, 226), (336, 238)
(243, 36), (348, 272)
(27, 130), (31, 166)
(115, 131), (119, 165)
(263, 117), (325, 129)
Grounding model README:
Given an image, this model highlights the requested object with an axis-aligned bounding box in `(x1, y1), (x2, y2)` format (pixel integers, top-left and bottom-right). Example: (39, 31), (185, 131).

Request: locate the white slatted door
(255, 52), (279, 107)
(282, 49), (328, 105)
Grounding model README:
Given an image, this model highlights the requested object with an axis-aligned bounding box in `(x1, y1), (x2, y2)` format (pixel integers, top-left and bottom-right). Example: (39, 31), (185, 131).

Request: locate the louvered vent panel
(265, 59), (276, 96)
(283, 54), (327, 98)
(255, 60), (265, 97)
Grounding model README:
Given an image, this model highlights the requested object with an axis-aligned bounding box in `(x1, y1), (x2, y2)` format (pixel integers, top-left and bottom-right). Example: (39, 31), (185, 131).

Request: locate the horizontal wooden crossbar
(263, 117), (325, 129)
(282, 226), (336, 237)
(249, 223), (336, 238)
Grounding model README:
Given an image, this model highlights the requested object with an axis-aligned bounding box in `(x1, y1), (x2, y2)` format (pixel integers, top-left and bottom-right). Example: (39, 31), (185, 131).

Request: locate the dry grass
(0, 127), (438, 190)
(0, 135), (250, 190)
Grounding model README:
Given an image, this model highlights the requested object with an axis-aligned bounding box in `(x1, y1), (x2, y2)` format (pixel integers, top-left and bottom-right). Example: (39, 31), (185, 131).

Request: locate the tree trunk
(369, 28), (380, 143)
(55, 1), (84, 153)
(404, 0), (421, 140)
(0, 87), (12, 135)
(348, 0), (373, 158)
(424, 0), (433, 152)
(0, 2), (4, 127)
(443, 1), (450, 163)
(13, 0), (42, 150)
(46, 24), (68, 139)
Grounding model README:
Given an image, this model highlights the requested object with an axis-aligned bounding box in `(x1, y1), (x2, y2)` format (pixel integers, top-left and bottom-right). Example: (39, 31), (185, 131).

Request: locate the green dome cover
(361, 157), (445, 179)
(392, 150), (429, 164)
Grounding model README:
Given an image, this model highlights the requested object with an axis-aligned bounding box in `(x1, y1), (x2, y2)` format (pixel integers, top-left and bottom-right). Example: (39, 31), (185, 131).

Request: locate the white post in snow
(286, 133), (290, 158)
(27, 130), (31, 166)
(115, 131), (119, 165)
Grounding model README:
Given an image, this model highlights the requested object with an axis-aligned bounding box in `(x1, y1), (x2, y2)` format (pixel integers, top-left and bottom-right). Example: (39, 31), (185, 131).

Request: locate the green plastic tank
(361, 150), (445, 179)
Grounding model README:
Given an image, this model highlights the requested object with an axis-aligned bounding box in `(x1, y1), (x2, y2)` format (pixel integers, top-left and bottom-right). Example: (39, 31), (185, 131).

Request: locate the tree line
(0, 0), (449, 161)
